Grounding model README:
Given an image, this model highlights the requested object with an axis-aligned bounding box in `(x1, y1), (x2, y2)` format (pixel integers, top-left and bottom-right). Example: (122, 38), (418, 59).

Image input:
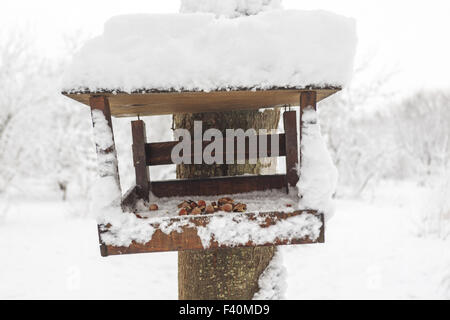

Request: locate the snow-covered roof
(62, 10), (356, 93)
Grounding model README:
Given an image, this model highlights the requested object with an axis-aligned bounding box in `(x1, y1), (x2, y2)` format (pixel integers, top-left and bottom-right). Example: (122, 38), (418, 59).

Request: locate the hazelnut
(149, 204), (159, 211)
(178, 201), (190, 209)
(197, 200), (206, 207)
(222, 203), (233, 212)
(188, 200), (197, 208)
(233, 203), (247, 212)
(205, 205), (215, 214)
(218, 197), (234, 205)
(191, 207), (202, 215)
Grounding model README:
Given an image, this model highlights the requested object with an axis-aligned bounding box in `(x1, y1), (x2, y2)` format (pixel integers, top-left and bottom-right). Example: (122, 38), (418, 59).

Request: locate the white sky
(2, 0), (450, 95)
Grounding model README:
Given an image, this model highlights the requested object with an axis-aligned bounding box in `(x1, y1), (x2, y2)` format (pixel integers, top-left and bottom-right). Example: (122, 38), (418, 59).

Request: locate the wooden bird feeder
(63, 87), (339, 256)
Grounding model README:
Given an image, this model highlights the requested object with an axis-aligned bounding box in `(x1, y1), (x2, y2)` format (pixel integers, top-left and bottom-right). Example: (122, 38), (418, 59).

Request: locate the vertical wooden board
(299, 91), (317, 175)
(89, 95), (121, 185)
(131, 120), (150, 201)
(89, 95), (122, 257)
(283, 111), (299, 190)
(89, 96), (113, 129)
(300, 91), (317, 112)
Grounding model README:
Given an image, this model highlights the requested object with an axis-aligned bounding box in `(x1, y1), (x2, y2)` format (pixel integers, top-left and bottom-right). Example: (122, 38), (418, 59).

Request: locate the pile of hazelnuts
(177, 197), (247, 216)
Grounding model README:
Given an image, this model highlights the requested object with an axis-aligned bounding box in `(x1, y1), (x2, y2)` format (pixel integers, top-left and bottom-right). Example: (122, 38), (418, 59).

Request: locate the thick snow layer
(62, 10), (356, 93)
(180, 0), (282, 18)
(196, 211), (322, 248)
(298, 109), (338, 219)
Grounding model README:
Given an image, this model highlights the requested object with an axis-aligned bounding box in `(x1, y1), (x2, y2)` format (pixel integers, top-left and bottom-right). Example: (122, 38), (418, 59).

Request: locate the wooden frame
(77, 90), (327, 256)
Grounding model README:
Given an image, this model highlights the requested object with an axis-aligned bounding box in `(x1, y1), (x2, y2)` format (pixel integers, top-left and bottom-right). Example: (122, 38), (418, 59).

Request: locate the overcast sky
(2, 0), (450, 95)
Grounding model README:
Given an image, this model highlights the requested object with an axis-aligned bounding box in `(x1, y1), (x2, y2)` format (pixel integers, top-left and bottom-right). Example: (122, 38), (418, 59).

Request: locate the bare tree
(392, 90), (450, 177)
(318, 51), (398, 195)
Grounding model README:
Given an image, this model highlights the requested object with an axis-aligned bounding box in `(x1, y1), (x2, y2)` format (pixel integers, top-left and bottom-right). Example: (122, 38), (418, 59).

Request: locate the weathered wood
(300, 91), (317, 174)
(150, 174), (286, 198)
(300, 90), (318, 112)
(131, 120), (150, 201)
(283, 111), (299, 190)
(100, 210), (324, 255)
(121, 185), (139, 211)
(145, 134), (286, 166)
(63, 88), (339, 117)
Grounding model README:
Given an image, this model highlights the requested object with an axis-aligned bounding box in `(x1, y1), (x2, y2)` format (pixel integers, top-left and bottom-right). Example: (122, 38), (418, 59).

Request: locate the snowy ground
(0, 181), (449, 299)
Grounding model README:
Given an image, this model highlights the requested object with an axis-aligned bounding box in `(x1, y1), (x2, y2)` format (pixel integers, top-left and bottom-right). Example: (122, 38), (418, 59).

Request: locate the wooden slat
(284, 111), (299, 190)
(131, 120), (150, 201)
(145, 134), (285, 166)
(99, 210), (324, 255)
(63, 88), (339, 117)
(150, 174), (286, 197)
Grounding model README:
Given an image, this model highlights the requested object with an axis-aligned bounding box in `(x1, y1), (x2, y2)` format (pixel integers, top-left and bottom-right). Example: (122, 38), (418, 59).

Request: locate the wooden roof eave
(62, 86), (341, 117)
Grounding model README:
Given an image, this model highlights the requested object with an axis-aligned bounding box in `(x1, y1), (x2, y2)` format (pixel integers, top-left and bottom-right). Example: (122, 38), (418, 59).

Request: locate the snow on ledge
(97, 190), (322, 248)
(99, 209), (322, 249)
(63, 10), (356, 93)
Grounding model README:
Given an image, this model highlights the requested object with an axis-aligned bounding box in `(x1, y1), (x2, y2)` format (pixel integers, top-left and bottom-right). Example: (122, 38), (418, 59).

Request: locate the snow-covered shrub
(413, 170), (450, 240)
(318, 52), (398, 196)
(180, 0), (282, 18)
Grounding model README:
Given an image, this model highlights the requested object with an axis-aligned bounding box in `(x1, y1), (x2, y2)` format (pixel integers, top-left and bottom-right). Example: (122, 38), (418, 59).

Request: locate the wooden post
(283, 111), (299, 191)
(299, 91), (317, 172)
(131, 120), (150, 201)
(89, 95), (121, 257)
(89, 95), (121, 188)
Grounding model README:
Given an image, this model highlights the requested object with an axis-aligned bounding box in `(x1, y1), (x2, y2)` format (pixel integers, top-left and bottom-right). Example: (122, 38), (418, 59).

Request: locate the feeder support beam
(131, 120), (150, 201)
(299, 90), (317, 181)
(89, 95), (121, 188)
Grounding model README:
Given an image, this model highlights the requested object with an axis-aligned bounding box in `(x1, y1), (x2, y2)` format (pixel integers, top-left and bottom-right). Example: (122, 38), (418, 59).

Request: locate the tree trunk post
(175, 109), (280, 300)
